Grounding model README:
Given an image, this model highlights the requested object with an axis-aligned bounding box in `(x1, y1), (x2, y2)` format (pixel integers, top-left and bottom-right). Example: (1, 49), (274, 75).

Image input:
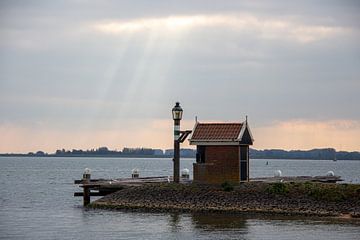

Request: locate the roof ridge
(197, 122), (242, 124)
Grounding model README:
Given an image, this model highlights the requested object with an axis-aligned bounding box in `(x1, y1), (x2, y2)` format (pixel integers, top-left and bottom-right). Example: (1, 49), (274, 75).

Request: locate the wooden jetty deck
(74, 175), (191, 205)
(252, 175), (343, 183)
(74, 174), (343, 206)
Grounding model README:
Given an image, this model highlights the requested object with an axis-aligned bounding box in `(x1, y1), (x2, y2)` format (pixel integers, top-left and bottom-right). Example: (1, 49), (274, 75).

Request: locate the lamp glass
(172, 102), (183, 120)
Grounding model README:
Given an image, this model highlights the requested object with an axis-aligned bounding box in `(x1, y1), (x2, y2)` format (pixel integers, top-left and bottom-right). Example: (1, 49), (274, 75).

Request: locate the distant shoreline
(0, 154), (359, 161)
(1, 147), (360, 160)
(0, 154), (173, 158)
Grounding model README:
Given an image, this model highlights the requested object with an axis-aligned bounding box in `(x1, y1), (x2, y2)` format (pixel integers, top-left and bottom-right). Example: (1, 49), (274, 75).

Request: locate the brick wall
(193, 146), (240, 184)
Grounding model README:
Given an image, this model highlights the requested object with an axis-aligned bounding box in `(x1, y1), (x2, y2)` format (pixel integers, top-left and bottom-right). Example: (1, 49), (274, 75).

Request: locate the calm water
(0, 157), (359, 240)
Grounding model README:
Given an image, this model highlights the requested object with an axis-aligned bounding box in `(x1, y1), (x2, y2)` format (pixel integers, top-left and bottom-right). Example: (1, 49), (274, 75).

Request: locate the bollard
(274, 170), (282, 177)
(132, 168), (139, 178)
(181, 168), (190, 180)
(82, 168), (91, 206)
(83, 168), (91, 180)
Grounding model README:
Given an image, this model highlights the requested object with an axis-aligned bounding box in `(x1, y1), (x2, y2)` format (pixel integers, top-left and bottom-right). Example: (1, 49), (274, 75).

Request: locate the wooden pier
(251, 175), (343, 183)
(74, 173), (342, 206)
(74, 174), (191, 206)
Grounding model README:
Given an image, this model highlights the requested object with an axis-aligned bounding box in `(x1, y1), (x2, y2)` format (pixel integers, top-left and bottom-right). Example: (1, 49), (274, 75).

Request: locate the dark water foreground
(1, 157), (360, 239)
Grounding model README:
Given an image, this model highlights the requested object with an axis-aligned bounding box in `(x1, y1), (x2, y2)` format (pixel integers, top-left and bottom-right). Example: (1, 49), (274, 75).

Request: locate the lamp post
(172, 102), (183, 183)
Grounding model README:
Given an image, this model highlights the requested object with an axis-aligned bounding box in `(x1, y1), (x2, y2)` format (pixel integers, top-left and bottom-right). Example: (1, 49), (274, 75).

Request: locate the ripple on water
(0, 157), (359, 240)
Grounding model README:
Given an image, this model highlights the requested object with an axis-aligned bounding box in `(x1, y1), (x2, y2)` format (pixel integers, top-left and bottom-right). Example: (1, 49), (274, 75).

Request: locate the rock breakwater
(90, 182), (360, 218)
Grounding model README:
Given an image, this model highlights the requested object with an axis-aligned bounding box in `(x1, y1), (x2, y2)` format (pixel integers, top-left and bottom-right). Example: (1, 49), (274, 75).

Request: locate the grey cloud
(0, 0), (359, 130)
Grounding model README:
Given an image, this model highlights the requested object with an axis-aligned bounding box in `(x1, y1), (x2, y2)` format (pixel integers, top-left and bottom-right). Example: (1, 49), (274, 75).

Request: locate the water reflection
(168, 213), (182, 232)
(191, 213), (248, 231)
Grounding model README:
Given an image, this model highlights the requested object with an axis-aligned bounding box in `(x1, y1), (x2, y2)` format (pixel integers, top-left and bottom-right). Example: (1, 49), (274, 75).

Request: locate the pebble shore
(89, 182), (360, 218)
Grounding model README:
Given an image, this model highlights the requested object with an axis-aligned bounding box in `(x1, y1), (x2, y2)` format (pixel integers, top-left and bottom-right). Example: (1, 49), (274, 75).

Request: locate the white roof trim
(187, 121), (199, 142)
(189, 141), (241, 146)
(237, 120), (255, 143)
(237, 121), (246, 141)
(246, 121), (255, 142)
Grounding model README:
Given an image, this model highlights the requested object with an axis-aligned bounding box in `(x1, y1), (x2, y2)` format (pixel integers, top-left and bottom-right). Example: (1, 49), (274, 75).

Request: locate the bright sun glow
(93, 16), (208, 33)
(93, 14), (344, 43)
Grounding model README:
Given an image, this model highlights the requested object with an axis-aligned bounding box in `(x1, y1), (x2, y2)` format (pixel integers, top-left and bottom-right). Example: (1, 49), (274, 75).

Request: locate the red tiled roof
(190, 123), (243, 141)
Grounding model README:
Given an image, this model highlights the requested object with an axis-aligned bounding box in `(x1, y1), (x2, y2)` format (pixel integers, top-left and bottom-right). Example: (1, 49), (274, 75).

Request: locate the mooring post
(82, 168), (91, 206)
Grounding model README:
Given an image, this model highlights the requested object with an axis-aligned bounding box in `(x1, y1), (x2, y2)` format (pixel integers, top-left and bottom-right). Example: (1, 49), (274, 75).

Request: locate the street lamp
(172, 102), (183, 183)
(172, 102), (183, 121)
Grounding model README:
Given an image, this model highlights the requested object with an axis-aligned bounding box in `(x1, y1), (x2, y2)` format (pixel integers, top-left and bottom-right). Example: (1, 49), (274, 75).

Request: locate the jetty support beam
(82, 170), (91, 206)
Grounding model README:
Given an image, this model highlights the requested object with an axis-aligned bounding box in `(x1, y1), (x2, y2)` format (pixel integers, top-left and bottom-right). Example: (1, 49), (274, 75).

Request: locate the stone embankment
(90, 182), (360, 218)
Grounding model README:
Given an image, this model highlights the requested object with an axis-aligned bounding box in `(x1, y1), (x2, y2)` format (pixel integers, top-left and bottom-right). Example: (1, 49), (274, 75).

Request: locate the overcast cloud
(0, 0), (359, 152)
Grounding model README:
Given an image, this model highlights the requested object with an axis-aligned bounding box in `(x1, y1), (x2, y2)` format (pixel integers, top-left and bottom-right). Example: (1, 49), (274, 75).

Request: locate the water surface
(0, 157), (359, 239)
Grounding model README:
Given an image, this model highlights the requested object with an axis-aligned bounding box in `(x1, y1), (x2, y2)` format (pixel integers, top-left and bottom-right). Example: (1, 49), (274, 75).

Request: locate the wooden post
(83, 187), (90, 206)
(82, 171), (91, 206)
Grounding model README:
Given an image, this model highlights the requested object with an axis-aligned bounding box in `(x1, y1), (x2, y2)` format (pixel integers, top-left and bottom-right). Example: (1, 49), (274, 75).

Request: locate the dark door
(196, 146), (206, 163)
(240, 146), (248, 181)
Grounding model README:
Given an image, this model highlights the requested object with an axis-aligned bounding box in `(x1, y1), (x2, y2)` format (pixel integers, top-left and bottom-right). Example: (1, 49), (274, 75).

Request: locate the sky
(0, 0), (360, 153)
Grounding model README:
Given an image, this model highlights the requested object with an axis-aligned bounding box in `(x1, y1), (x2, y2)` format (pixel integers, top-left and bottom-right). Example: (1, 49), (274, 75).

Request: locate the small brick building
(189, 120), (254, 184)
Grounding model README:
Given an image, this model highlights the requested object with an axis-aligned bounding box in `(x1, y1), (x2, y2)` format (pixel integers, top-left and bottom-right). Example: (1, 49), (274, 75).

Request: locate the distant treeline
(13, 147), (197, 158)
(250, 148), (360, 160)
(1, 147), (360, 160)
